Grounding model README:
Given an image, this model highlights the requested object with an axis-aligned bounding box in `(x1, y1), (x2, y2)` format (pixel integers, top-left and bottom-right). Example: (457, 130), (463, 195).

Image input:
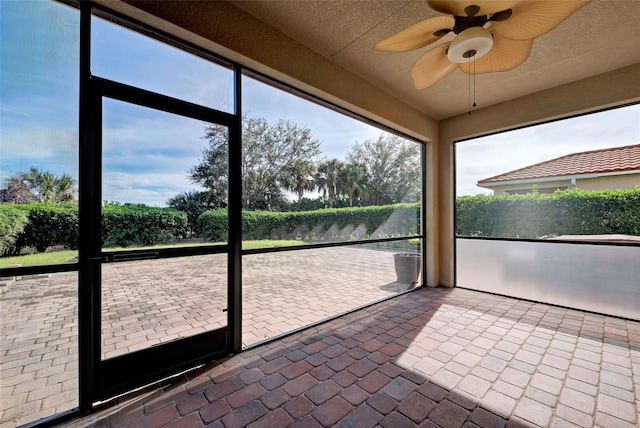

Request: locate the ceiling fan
(375, 0), (590, 90)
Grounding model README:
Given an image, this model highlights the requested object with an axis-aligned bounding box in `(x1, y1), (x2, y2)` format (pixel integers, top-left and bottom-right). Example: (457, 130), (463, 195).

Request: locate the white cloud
(243, 76), (391, 159)
(456, 104), (640, 196)
(0, 125), (79, 182)
(103, 170), (205, 207)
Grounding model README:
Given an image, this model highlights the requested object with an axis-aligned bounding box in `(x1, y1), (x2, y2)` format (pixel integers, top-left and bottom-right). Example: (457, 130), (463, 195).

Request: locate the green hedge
(0, 204), (29, 256)
(456, 188), (640, 238)
(198, 203), (420, 242)
(5, 187), (637, 256)
(0, 203), (78, 255)
(102, 205), (187, 247)
(21, 204), (79, 252)
(0, 203), (188, 255)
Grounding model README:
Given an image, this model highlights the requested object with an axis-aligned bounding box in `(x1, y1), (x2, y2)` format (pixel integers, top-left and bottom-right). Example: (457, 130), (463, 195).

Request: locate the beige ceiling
(228, 0), (640, 120)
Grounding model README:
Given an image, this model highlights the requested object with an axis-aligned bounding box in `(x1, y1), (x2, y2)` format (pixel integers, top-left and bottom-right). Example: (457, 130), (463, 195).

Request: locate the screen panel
(101, 98), (228, 251)
(92, 15), (234, 113)
(242, 240), (422, 346)
(0, 0), (80, 269)
(0, 271), (79, 425)
(101, 254), (227, 359)
(238, 75), (422, 249)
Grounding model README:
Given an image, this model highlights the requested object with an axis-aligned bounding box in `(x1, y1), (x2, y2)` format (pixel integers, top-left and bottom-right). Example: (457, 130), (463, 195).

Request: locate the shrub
(0, 203), (188, 255)
(20, 203), (79, 252)
(242, 210), (290, 240)
(197, 203), (420, 242)
(0, 204), (29, 256)
(283, 204), (419, 241)
(1, 203), (79, 254)
(196, 209), (228, 242)
(455, 188), (640, 238)
(102, 204), (188, 247)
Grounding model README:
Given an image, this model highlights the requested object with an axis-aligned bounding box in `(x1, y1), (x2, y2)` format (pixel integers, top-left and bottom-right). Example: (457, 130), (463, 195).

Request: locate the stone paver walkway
(0, 272), (78, 426)
(58, 286), (640, 428)
(1, 246), (414, 426)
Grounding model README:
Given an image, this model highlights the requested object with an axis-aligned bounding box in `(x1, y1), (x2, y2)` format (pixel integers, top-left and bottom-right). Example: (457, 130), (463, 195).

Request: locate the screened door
(90, 81), (235, 398)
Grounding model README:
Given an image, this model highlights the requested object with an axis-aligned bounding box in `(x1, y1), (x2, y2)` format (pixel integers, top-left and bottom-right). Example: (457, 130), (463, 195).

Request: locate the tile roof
(478, 144), (640, 184)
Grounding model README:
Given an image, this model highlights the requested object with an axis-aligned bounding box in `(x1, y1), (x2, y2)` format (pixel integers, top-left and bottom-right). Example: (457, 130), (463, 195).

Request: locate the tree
(1, 176), (34, 203)
(315, 158), (344, 208)
(189, 126), (229, 208)
(1, 167), (77, 203)
(48, 172), (76, 203)
(347, 134), (420, 205)
(191, 116), (322, 210)
(339, 162), (369, 206)
(280, 160), (317, 203)
(167, 190), (216, 236)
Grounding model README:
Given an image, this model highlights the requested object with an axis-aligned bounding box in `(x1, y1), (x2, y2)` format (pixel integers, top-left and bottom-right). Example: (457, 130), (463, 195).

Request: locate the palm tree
(315, 159), (343, 208)
(339, 162), (369, 206)
(167, 190), (212, 236)
(39, 171), (58, 202)
(54, 173), (77, 203)
(280, 160), (317, 203)
(2, 168), (77, 203)
(0, 176), (34, 203)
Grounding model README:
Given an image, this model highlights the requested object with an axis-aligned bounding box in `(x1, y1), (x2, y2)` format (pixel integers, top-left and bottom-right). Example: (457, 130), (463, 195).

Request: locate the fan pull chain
(473, 56), (477, 109)
(468, 56), (477, 116)
(468, 56), (472, 115)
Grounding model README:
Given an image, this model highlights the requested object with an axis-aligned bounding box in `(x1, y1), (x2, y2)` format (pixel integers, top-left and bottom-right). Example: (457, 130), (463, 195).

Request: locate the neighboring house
(477, 144), (640, 196)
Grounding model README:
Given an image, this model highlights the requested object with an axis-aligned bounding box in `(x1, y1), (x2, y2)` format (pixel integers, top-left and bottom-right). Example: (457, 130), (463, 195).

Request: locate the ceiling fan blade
(490, 0), (589, 40)
(427, 1), (520, 17)
(490, 8), (512, 22)
(375, 15), (455, 52)
(411, 43), (459, 89)
(433, 28), (452, 37)
(459, 35), (533, 74)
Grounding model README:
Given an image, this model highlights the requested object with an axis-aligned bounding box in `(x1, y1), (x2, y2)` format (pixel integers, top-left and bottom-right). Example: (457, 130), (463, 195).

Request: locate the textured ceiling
(230, 0), (640, 120)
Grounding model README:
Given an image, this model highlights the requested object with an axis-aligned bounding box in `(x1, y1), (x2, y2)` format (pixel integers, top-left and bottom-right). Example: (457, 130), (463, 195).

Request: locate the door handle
(104, 251), (160, 262)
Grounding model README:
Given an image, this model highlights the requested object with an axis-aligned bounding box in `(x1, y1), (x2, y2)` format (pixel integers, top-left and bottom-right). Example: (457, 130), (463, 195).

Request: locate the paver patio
(2, 246), (639, 427)
(56, 286), (639, 428)
(1, 246), (414, 426)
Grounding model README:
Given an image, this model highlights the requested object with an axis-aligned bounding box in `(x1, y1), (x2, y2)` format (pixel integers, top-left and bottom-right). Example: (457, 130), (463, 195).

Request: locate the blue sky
(2, 1), (638, 205)
(1, 1), (79, 181)
(456, 104), (640, 195)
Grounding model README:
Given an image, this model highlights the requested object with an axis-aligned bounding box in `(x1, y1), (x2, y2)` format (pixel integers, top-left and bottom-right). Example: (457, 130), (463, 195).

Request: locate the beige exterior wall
(577, 173), (640, 191)
(93, 1), (640, 288)
(488, 180), (571, 196)
(483, 172), (640, 196)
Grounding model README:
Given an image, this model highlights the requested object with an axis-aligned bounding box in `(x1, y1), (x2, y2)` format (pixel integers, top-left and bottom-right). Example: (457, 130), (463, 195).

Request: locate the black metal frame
(421, 143), (428, 284)
(242, 235), (422, 256)
(88, 79), (238, 401)
(228, 62), (244, 353)
(3, 1), (428, 425)
(78, 0), (98, 413)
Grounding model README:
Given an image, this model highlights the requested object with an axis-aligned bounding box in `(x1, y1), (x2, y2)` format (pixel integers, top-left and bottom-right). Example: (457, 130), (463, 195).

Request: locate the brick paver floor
(1, 246), (415, 426)
(55, 286), (640, 428)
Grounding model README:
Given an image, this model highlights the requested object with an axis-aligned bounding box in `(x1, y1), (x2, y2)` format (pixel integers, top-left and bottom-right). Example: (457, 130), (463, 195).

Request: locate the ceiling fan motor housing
(376, 0), (589, 89)
(447, 26), (493, 63)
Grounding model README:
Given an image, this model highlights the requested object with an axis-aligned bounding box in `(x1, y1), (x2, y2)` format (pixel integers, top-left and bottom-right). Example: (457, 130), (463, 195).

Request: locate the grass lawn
(0, 250), (79, 268)
(0, 240), (308, 268)
(0, 239), (420, 268)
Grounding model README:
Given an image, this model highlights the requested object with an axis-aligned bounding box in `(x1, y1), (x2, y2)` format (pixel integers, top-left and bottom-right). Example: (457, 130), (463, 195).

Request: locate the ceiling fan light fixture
(447, 26), (493, 63)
